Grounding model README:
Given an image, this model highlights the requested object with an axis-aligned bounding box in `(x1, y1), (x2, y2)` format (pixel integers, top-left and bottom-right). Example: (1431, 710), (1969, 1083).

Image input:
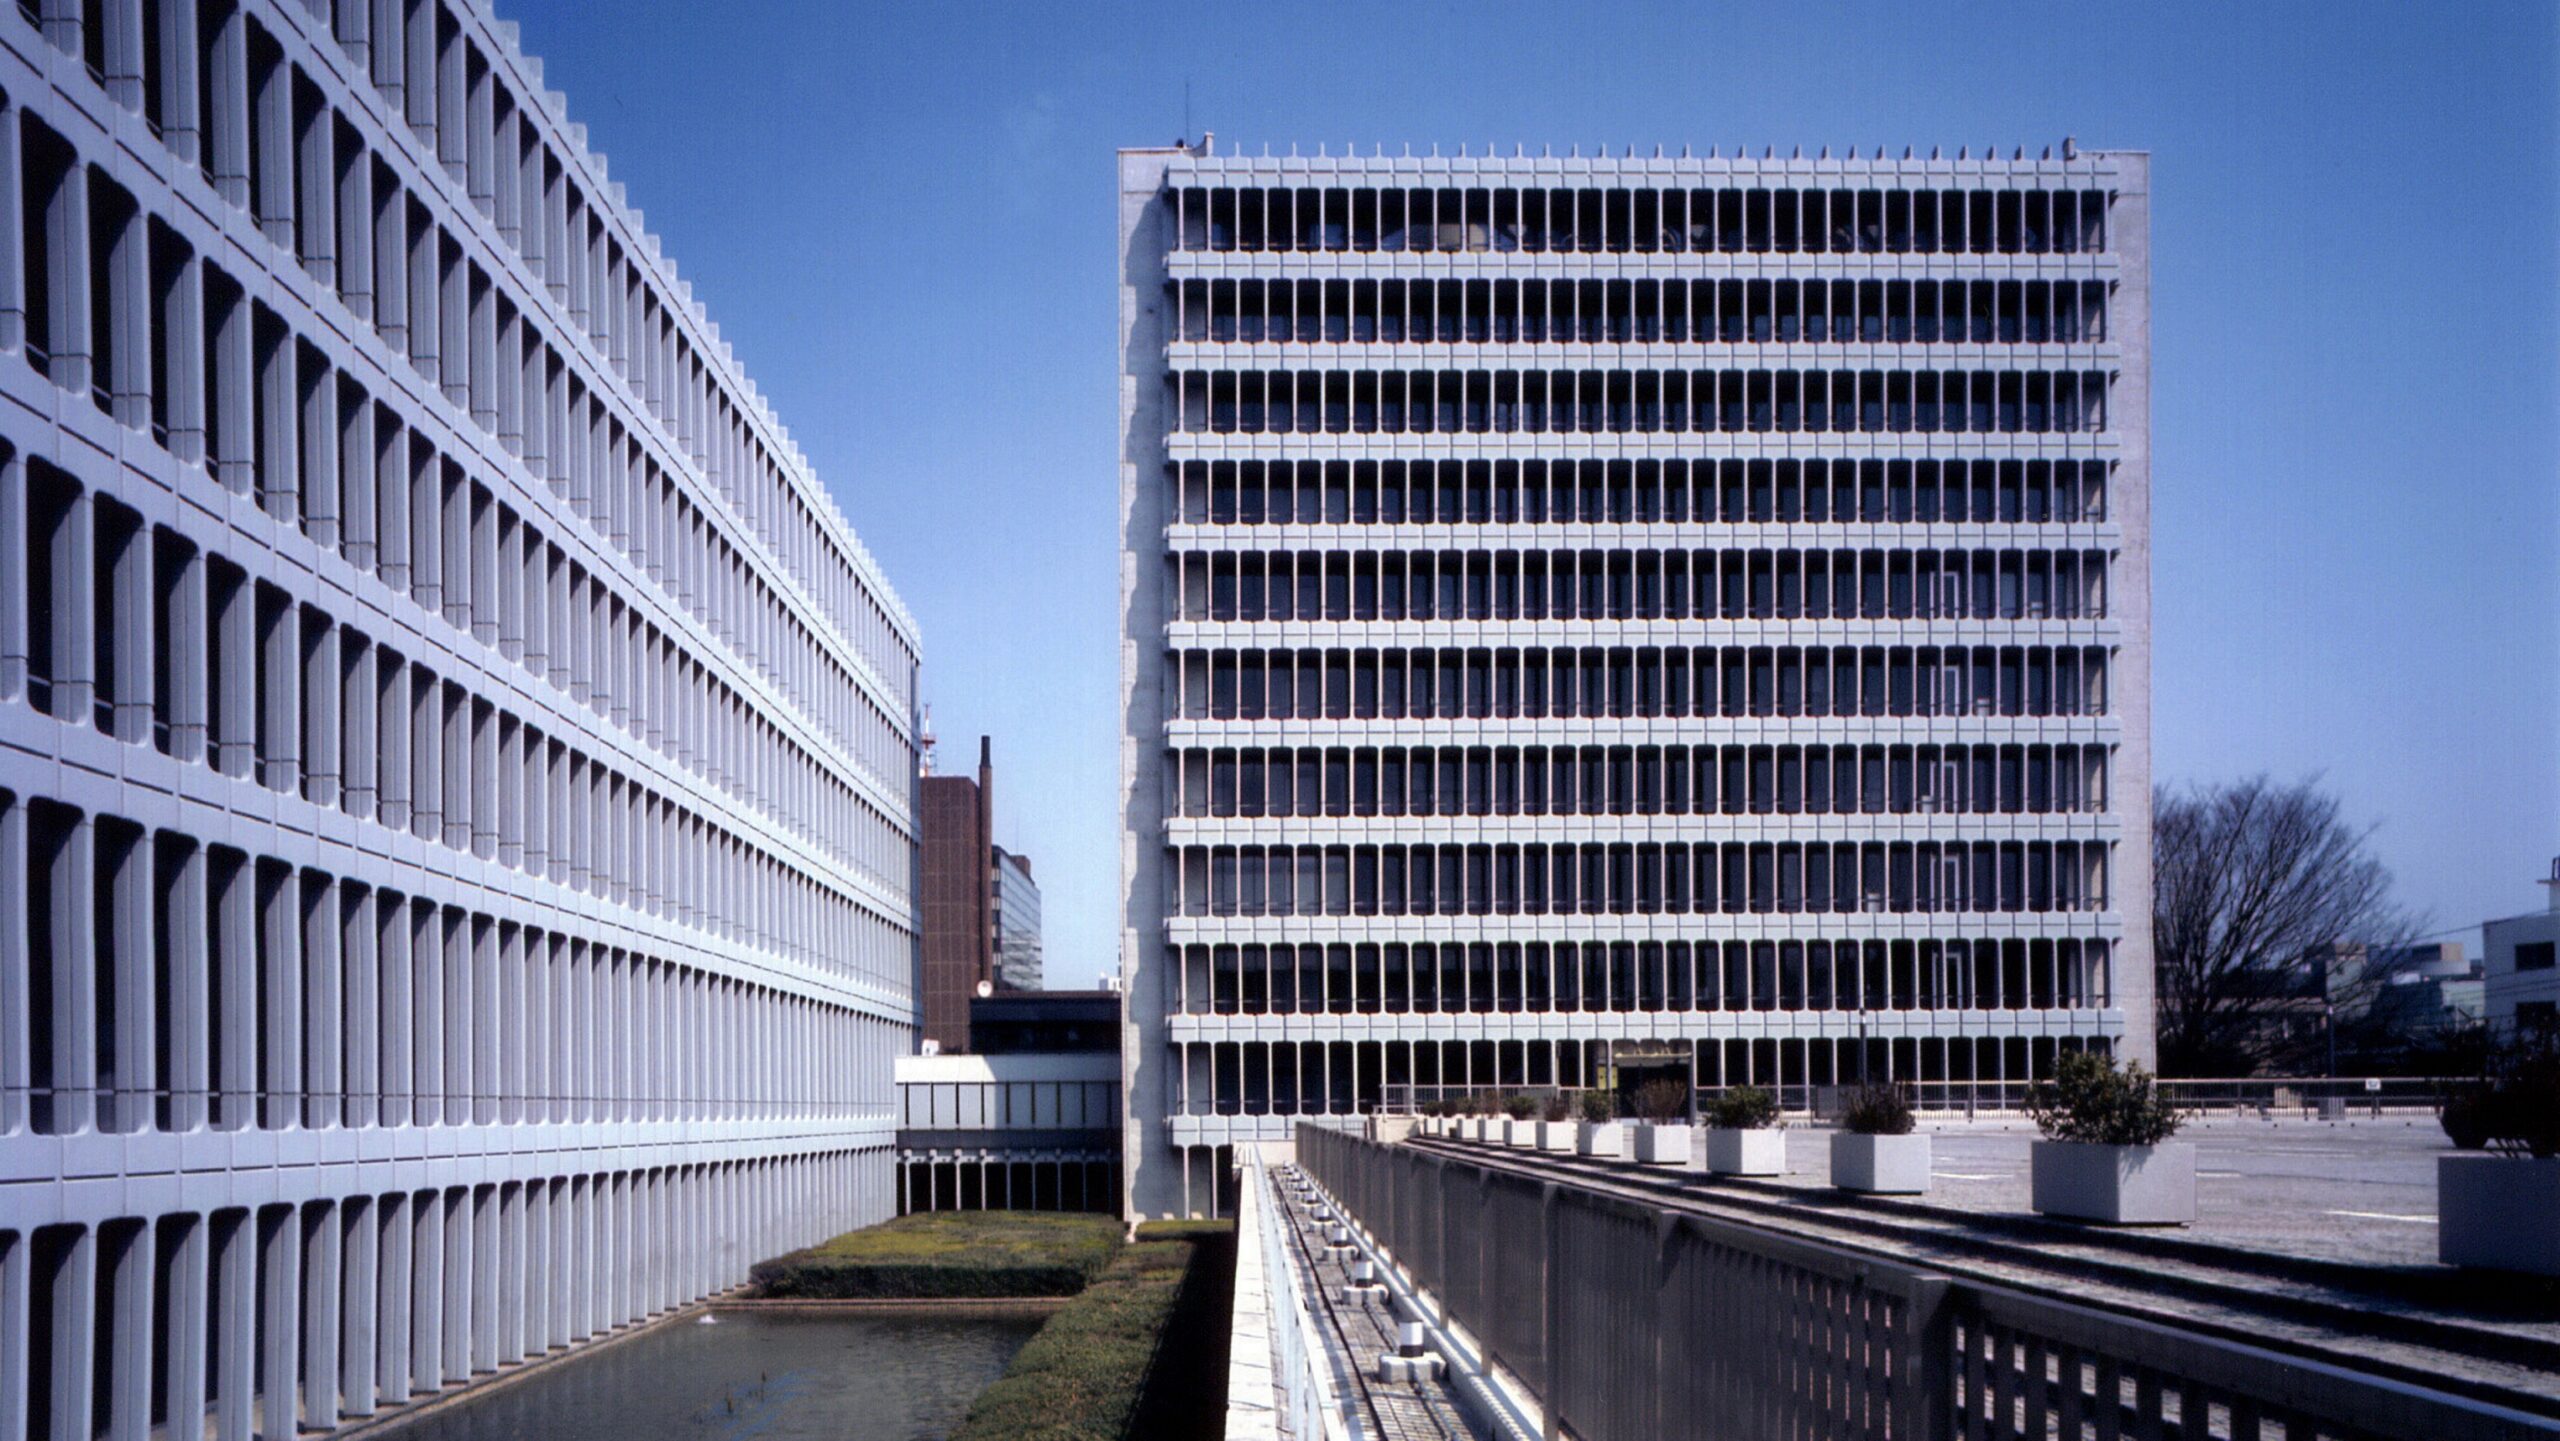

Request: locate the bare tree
(2152, 775), (2422, 1076)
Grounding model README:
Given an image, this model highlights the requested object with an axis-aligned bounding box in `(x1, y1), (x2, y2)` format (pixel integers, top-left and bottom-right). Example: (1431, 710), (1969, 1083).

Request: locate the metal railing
(1236, 1144), (1355, 1441)
(1299, 1126), (2555, 1441)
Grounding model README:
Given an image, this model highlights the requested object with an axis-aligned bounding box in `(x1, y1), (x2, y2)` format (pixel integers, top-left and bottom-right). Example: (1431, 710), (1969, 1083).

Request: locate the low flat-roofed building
(894, 1051), (1122, 1214)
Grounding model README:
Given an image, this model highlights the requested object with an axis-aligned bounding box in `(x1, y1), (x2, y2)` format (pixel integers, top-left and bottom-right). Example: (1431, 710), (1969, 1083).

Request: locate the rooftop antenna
(919, 703), (938, 776)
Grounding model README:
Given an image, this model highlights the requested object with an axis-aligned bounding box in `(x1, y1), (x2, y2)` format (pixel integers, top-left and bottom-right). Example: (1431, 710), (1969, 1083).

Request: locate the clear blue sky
(498, 0), (2556, 982)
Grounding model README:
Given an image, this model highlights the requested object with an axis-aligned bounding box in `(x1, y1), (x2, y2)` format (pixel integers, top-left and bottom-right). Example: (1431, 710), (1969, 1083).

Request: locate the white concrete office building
(0, 1), (923, 1434)
(1119, 142), (2152, 1218)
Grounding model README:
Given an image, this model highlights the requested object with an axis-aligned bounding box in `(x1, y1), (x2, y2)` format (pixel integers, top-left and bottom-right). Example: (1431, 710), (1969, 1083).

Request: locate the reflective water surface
(395, 1310), (1041, 1441)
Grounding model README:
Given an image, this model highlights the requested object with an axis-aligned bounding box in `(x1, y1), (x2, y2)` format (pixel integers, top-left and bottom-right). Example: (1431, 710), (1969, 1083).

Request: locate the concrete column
(473, 1185), (504, 1370)
(439, 238), (468, 407)
(213, 1213), (254, 1441)
(155, 0), (201, 165)
(257, 1208), (300, 1441)
(107, 193), (150, 431)
(496, 1187), (527, 1371)
(160, 1218), (208, 1441)
(434, 13), (466, 179)
(340, 1199), (377, 1417)
(256, 326), (299, 523)
(209, 278), (254, 494)
(205, 5), (250, 209)
(45, 816), (99, 1135)
(45, 156), (95, 403)
(378, 898), (411, 1128)
(521, 1180), (549, 1354)
(410, 906), (440, 1130)
(465, 46), (494, 209)
(164, 252), (206, 466)
(407, 218), (439, 384)
(442, 1190), (471, 1383)
(296, 99), (336, 289)
(210, 857), (254, 1129)
(259, 866), (302, 1131)
(96, 1223), (151, 1441)
(301, 617), (339, 810)
(343, 887), (378, 1127)
(301, 1203), (341, 1431)
(46, 1223), (99, 1440)
(300, 370), (340, 551)
(302, 873), (341, 1129)
(162, 842), (208, 1132)
(0, 103), (22, 356)
(342, 639), (376, 822)
(253, 43), (294, 248)
(444, 911), (472, 1126)
(360, 638), (399, 824)
(106, 825), (153, 1133)
(408, 1192), (441, 1393)
(377, 1194), (412, 1405)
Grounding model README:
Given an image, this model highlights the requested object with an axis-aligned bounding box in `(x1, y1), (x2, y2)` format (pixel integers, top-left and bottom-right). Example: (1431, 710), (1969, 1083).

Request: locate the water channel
(387, 1310), (1043, 1440)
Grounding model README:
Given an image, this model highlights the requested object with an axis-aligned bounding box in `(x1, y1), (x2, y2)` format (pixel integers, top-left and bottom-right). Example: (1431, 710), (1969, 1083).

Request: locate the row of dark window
(1168, 183), (2109, 256)
(1169, 546), (2106, 624)
(1168, 644), (2112, 721)
(1171, 937), (2110, 1018)
(1171, 367), (2111, 435)
(1168, 838), (2110, 918)
(1171, 458), (2111, 527)
(1164, 742), (2110, 820)
(1172, 278), (2108, 347)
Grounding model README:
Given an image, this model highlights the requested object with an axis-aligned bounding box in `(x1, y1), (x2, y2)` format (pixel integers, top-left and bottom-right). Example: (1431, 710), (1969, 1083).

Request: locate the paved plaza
(1738, 1115), (2458, 1268)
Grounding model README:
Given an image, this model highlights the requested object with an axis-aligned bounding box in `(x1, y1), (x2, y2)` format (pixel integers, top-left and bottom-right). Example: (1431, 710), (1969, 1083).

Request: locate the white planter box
(1507, 1119), (1542, 1147)
(1831, 1132), (1932, 1194)
(1471, 1118), (1495, 1142)
(2440, 1155), (2560, 1276)
(1632, 1124), (1694, 1165)
(1537, 1120), (1578, 1151)
(1705, 1128), (1786, 1176)
(2030, 1141), (2196, 1224)
(1576, 1121), (1627, 1159)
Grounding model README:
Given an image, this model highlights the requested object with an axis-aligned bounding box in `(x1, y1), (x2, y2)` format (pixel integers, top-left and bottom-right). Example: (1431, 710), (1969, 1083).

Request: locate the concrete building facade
(993, 845), (1043, 993)
(919, 739), (995, 1052)
(1119, 142), (2153, 1217)
(0, 1), (923, 1434)
(2485, 857), (2560, 1037)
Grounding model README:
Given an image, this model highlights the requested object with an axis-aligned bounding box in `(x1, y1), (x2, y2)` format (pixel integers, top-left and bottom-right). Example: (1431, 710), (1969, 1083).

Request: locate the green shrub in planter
(1502, 1092), (1540, 1121)
(1839, 1083), (1916, 1137)
(1632, 1078), (1690, 1124)
(2025, 1051), (2182, 1146)
(1577, 1089), (1616, 1123)
(950, 1223), (1231, 1441)
(751, 1212), (1122, 1300)
(1541, 1092), (1572, 1123)
(2440, 1025), (2560, 1158)
(1707, 1085), (1779, 1131)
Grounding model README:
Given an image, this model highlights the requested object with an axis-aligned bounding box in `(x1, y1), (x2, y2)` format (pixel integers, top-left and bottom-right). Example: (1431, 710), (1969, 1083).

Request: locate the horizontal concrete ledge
(715, 1297), (1071, 1319)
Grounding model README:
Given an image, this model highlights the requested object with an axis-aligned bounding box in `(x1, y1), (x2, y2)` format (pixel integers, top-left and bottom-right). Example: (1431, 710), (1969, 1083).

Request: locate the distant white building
(2484, 857), (2560, 1036)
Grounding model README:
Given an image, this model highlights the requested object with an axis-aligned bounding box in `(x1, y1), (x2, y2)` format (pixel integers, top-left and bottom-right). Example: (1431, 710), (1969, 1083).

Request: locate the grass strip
(949, 1221), (1234, 1441)
(749, 1211), (1123, 1300)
